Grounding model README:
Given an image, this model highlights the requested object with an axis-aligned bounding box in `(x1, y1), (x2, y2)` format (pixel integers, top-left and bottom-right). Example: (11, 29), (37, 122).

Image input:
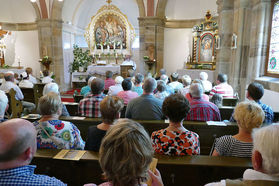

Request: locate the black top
(85, 125), (107, 152)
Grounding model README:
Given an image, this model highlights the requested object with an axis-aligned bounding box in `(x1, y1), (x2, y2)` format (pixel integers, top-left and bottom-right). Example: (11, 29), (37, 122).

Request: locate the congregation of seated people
(0, 68), (278, 185)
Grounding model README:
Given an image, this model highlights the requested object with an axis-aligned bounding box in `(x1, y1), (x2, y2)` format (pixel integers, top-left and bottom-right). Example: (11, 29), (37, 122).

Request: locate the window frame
(265, 0), (279, 78)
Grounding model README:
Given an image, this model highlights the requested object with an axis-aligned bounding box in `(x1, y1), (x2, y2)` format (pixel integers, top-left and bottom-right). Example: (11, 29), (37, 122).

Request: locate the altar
(87, 64), (120, 75)
(177, 69), (215, 82)
(0, 68), (25, 75)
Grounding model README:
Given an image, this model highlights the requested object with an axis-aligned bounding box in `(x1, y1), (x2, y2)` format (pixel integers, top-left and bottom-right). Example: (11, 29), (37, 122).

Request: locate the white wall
(164, 28), (192, 75)
(3, 31), (40, 77)
(261, 89), (279, 112)
(165, 0), (218, 20)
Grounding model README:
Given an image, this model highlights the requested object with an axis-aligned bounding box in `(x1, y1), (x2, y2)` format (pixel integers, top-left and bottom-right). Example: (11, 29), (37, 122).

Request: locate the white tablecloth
(87, 65), (120, 75)
(0, 68), (25, 75)
(177, 69), (215, 82)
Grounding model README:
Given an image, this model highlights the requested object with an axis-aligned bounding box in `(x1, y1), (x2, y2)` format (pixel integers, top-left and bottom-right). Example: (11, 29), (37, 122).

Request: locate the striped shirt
(214, 135), (253, 158)
(209, 83), (234, 98)
(78, 94), (106, 118)
(186, 98), (221, 121)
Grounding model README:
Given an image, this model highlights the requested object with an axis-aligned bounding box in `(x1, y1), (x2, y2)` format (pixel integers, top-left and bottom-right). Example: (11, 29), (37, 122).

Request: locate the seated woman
(152, 94), (200, 156)
(80, 76), (96, 97)
(34, 92), (85, 149)
(43, 83), (70, 116)
(154, 80), (169, 100)
(178, 75), (191, 96)
(90, 118), (163, 186)
(132, 73), (144, 96)
(212, 101), (264, 158)
(117, 78), (138, 105)
(186, 79), (209, 102)
(210, 93), (223, 108)
(85, 96), (123, 151)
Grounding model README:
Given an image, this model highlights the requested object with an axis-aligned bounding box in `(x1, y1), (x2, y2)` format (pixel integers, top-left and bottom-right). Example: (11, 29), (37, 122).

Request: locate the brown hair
(100, 96), (124, 124)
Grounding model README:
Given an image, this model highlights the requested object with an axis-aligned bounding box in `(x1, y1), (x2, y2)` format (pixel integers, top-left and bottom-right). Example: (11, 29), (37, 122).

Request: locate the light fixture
(30, 0), (36, 2)
(58, 0), (63, 1)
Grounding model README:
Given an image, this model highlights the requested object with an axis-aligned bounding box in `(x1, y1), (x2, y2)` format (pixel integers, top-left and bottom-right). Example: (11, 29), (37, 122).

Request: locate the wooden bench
(25, 117), (238, 155)
(33, 84), (45, 106)
(219, 106), (234, 120)
(21, 87), (35, 103)
(8, 89), (23, 118)
(63, 102), (79, 116)
(32, 149), (251, 186)
(73, 95), (84, 103)
(222, 98), (238, 107)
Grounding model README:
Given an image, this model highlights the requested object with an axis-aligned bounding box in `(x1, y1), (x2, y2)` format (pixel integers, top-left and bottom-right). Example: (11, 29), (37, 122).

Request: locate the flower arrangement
(69, 45), (93, 72)
(39, 56), (52, 65)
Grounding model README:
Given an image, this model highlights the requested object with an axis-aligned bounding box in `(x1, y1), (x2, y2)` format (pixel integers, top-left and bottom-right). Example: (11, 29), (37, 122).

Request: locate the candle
(116, 53), (118, 58)
(99, 53), (101, 58)
(113, 42), (116, 50)
(212, 56), (215, 62)
(101, 44), (103, 52)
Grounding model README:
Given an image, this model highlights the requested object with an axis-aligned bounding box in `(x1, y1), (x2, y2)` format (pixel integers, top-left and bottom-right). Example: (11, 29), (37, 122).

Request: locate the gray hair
(143, 78), (157, 93)
(189, 83), (203, 98)
(159, 69), (166, 75)
(157, 80), (166, 92)
(134, 73), (144, 85)
(182, 75), (191, 86)
(253, 124), (279, 176)
(88, 76), (96, 86)
(160, 74), (169, 84)
(200, 72), (208, 80)
(43, 83), (59, 96)
(0, 90), (8, 118)
(38, 92), (62, 116)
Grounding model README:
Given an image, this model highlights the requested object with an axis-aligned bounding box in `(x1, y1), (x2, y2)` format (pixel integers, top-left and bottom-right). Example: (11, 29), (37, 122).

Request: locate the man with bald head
(0, 119), (65, 185)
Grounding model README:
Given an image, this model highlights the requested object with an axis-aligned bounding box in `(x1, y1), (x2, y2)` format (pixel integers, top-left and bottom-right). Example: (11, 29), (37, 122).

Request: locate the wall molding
(165, 16), (218, 28)
(0, 22), (38, 31)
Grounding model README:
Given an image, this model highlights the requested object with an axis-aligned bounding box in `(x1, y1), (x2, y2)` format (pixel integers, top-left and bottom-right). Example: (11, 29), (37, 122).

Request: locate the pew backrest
(8, 88), (23, 118)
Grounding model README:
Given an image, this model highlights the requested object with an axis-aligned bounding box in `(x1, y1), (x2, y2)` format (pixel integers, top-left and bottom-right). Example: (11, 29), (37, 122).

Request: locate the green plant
(69, 44), (93, 72)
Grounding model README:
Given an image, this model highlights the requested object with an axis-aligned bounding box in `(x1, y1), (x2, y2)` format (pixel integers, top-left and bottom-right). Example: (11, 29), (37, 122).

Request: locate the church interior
(0, 0), (279, 185)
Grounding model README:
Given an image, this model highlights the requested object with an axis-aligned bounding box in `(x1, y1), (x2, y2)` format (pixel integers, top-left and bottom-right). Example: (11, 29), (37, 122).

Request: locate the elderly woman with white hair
(199, 72), (212, 92)
(212, 101), (265, 158)
(108, 76), (124, 96)
(43, 83), (70, 116)
(178, 75), (191, 96)
(80, 76), (96, 97)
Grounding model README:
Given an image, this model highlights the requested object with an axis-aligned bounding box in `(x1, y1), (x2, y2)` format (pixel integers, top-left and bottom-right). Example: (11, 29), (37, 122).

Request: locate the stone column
(138, 17), (165, 75)
(37, 19), (66, 90)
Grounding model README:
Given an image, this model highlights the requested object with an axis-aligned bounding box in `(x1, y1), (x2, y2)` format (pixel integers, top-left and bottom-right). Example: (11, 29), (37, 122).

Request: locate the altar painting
(95, 14), (126, 48)
(199, 33), (214, 62)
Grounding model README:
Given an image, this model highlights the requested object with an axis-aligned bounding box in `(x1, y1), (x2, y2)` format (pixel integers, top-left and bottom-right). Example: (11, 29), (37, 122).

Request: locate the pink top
(105, 78), (116, 90)
(185, 93), (209, 102)
(117, 90), (138, 105)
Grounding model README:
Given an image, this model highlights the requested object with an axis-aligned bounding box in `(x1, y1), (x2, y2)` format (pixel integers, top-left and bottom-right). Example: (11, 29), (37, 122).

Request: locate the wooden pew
(219, 106), (234, 120)
(21, 87), (35, 103)
(274, 112), (279, 123)
(33, 84), (45, 106)
(73, 95), (84, 103)
(25, 116), (238, 155)
(222, 98), (238, 106)
(63, 102), (79, 116)
(32, 149), (251, 186)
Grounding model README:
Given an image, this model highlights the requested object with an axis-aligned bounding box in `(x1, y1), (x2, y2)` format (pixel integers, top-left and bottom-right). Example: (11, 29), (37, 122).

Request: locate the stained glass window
(267, 1), (279, 74)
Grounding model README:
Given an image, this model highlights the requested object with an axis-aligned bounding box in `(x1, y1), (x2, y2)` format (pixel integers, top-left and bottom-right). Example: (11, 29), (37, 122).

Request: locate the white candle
(99, 53), (101, 58)
(212, 56), (215, 62)
(116, 53), (118, 58)
(101, 44), (103, 52)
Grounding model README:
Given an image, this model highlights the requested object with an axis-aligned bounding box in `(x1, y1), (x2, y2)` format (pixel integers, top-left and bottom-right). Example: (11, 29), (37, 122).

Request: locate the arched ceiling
(62, 0), (139, 30)
(166, 0), (218, 20)
(0, 0), (37, 23)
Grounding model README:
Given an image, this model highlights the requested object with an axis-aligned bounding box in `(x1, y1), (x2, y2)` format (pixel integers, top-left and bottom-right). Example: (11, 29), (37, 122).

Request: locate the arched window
(266, 1), (279, 77)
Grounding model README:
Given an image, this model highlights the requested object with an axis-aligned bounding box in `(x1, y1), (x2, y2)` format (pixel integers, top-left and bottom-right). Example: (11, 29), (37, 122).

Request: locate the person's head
(99, 119), (153, 186)
(157, 80), (166, 93)
(115, 76), (124, 85)
(105, 71), (113, 79)
(43, 83), (59, 96)
(182, 75), (191, 86)
(199, 72), (208, 81)
(210, 93), (223, 107)
(14, 73), (19, 80)
(252, 124), (279, 176)
(189, 83), (203, 99)
(87, 76), (96, 87)
(20, 72), (29, 80)
(247, 82), (264, 101)
(160, 74), (169, 84)
(91, 78), (105, 94)
(25, 67), (33, 75)
(217, 73), (227, 84)
(0, 73), (4, 79)
(122, 79), (132, 91)
(134, 73), (144, 85)
(4, 73), (14, 82)
(38, 92), (62, 116)
(233, 101), (264, 133)
(143, 78), (157, 94)
(159, 69), (166, 76)
(100, 96), (124, 124)
(0, 119), (37, 169)
(0, 90), (8, 118)
(163, 94), (190, 123)
(128, 69), (135, 78)
(43, 70), (49, 77)
(171, 72), (179, 82)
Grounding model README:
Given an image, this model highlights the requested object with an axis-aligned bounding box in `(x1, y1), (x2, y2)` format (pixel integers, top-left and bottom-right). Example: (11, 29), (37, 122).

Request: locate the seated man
(209, 73), (233, 98)
(230, 82), (274, 124)
(0, 90), (8, 122)
(125, 78), (164, 120)
(41, 70), (53, 84)
(19, 72), (34, 88)
(206, 124), (279, 185)
(168, 72), (183, 92)
(108, 76), (124, 96)
(160, 74), (174, 94)
(186, 83), (221, 121)
(200, 71), (212, 92)
(0, 119), (66, 185)
(79, 78), (106, 117)
(0, 72), (35, 114)
(25, 67), (37, 84)
(104, 71), (115, 91)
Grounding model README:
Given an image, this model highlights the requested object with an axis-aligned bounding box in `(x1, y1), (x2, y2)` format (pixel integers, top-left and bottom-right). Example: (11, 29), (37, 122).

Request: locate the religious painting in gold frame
(198, 33), (215, 62)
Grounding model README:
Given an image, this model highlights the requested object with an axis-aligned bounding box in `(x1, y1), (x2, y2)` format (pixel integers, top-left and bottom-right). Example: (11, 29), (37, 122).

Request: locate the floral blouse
(151, 129), (200, 156)
(33, 120), (85, 150)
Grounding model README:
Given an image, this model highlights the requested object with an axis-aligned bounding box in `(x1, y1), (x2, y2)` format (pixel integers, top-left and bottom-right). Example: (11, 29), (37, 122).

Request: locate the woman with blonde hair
(212, 101), (265, 157)
(94, 119), (163, 186)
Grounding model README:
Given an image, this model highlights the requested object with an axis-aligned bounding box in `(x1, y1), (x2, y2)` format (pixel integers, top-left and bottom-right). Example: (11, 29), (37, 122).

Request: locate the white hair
(160, 74), (169, 84)
(115, 76), (124, 84)
(253, 124), (279, 176)
(43, 83), (59, 95)
(0, 90), (8, 117)
(189, 83), (203, 98)
(88, 76), (96, 86)
(182, 75), (192, 86)
(200, 72), (208, 81)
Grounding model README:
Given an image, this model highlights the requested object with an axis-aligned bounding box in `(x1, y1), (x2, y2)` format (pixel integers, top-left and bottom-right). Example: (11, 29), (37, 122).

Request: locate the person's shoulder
(152, 129), (165, 137)
(33, 174), (66, 185)
(186, 130), (199, 138)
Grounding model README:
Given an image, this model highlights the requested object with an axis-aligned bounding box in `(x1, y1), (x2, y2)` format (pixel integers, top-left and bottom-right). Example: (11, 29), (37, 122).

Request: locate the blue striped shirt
(0, 165), (66, 186)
